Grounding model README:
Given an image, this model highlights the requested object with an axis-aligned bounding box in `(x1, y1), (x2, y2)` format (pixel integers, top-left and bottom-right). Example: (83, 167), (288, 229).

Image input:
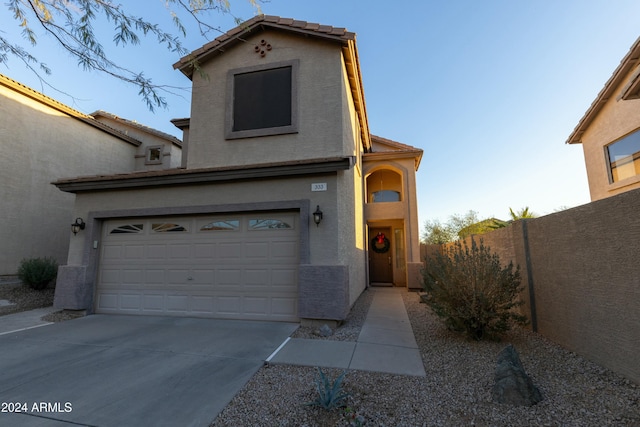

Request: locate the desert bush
(422, 238), (527, 340)
(17, 257), (58, 290)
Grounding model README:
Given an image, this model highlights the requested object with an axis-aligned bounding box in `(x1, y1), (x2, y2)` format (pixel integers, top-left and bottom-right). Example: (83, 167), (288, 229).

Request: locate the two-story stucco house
(53, 16), (423, 324)
(567, 36), (640, 201)
(0, 73), (181, 276)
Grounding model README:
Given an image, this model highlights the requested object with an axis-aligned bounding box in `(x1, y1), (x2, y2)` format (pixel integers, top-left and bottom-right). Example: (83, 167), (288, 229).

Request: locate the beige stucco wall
(339, 55), (367, 307)
(0, 85), (137, 275)
(579, 66), (640, 201)
(186, 30), (347, 169)
(66, 175), (340, 266)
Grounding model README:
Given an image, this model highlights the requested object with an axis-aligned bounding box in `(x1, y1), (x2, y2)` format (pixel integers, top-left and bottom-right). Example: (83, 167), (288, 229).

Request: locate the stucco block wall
(431, 189), (640, 383)
(54, 265), (91, 310)
(525, 191), (640, 384)
(187, 30), (347, 169)
(299, 265), (349, 320)
(0, 85), (137, 275)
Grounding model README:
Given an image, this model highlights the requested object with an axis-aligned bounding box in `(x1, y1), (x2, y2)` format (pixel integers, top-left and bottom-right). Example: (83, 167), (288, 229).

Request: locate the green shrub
(422, 238), (528, 340)
(17, 257), (58, 290)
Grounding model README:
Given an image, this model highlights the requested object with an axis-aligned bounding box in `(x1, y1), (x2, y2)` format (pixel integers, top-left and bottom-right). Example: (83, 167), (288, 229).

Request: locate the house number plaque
(311, 183), (327, 191)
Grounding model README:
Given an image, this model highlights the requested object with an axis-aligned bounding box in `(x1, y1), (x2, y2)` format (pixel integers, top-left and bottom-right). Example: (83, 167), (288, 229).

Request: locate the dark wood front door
(369, 227), (393, 284)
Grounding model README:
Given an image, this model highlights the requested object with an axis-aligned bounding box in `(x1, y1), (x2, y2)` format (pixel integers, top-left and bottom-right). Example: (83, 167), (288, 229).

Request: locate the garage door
(96, 213), (299, 321)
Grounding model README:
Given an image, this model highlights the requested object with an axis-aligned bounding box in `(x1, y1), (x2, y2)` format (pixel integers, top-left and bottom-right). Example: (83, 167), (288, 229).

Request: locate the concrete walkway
(268, 287), (426, 377)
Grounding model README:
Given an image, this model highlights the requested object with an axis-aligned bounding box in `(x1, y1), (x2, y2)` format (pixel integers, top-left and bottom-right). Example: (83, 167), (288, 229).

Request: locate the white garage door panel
(96, 214), (299, 321)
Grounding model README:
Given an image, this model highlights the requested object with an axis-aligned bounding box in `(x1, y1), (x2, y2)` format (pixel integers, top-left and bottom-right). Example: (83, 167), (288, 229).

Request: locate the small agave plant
(306, 367), (349, 410)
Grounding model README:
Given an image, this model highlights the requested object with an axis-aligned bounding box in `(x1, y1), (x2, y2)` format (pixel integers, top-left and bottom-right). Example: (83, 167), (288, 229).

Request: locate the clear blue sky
(2, 1), (640, 230)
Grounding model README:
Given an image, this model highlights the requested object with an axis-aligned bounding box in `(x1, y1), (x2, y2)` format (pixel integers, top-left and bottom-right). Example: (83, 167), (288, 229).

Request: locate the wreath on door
(371, 232), (390, 254)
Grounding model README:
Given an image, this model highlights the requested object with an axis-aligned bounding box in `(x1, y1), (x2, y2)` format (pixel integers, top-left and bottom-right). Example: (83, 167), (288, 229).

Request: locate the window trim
(225, 59), (299, 140)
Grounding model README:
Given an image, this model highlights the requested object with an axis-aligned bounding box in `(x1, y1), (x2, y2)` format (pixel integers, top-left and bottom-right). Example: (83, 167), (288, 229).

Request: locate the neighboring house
(53, 15), (423, 324)
(91, 110), (183, 171)
(567, 36), (640, 201)
(0, 73), (181, 275)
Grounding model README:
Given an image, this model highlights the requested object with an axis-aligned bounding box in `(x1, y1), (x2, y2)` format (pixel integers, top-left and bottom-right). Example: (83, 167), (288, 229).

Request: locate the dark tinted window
(233, 67), (292, 132)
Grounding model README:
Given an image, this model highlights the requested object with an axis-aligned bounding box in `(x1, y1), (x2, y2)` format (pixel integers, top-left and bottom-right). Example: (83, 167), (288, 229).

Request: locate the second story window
(606, 129), (640, 183)
(226, 60), (299, 139)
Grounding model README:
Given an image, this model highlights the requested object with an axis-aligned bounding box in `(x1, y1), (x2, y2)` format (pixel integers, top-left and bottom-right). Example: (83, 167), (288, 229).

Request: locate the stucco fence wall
(420, 187), (640, 384)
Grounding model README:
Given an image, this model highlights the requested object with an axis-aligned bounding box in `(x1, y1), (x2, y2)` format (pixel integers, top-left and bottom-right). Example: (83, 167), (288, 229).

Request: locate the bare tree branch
(0, 0), (262, 110)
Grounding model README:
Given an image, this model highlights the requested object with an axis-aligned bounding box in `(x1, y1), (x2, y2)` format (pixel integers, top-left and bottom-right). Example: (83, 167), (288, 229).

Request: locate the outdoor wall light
(71, 217), (86, 235)
(312, 205), (323, 227)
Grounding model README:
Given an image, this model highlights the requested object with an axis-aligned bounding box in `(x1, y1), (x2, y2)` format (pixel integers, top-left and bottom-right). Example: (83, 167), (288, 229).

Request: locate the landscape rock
(492, 344), (543, 406)
(316, 324), (334, 337)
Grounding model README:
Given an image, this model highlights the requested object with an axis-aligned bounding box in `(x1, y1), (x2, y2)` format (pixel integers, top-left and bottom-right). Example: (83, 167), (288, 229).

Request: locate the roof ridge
(173, 15), (355, 75)
(566, 35), (640, 144)
(91, 110), (182, 146)
(0, 73), (92, 119)
(0, 73), (142, 146)
(371, 134), (422, 151)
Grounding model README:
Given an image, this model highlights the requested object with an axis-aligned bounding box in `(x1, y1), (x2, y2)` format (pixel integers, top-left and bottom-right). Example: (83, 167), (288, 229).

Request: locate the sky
(2, 0), (640, 231)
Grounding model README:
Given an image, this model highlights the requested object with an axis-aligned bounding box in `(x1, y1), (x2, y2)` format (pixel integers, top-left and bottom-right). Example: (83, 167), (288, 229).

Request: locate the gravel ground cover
(211, 288), (639, 426)
(0, 279), (83, 322)
(0, 280), (54, 316)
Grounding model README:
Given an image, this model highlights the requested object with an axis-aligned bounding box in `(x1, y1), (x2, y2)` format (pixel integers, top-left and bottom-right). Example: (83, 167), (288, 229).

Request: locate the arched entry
(366, 169), (402, 203)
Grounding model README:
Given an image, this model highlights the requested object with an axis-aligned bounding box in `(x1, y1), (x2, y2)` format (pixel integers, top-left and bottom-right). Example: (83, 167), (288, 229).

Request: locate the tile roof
(371, 135), (423, 153)
(366, 135), (423, 171)
(173, 15), (356, 76)
(91, 110), (182, 147)
(52, 157), (354, 193)
(566, 36), (640, 144)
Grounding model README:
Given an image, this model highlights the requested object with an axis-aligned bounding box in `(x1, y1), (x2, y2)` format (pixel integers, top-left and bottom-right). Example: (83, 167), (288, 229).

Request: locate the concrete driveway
(0, 315), (298, 427)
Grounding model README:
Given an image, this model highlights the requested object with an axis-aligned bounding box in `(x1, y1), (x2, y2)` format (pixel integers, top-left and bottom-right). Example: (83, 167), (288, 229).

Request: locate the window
(372, 190), (401, 203)
(249, 219), (292, 230)
(226, 60), (299, 139)
(145, 146), (163, 165)
(152, 223), (187, 233)
(200, 220), (239, 231)
(607, 130), (640, 182)
(110, 224), (144, 234)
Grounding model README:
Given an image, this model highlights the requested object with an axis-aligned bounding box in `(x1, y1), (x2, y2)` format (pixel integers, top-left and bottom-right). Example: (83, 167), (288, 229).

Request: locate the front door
(369, 227), (393, 284)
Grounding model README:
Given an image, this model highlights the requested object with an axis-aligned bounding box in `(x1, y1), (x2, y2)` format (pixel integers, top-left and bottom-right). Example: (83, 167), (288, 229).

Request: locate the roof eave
(364, 150), (424, 171)
(0, 73), (141, 146)
(342, 40), (372, 153)
(53, 157), (354, 193)
(566, 36), (640, 145)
